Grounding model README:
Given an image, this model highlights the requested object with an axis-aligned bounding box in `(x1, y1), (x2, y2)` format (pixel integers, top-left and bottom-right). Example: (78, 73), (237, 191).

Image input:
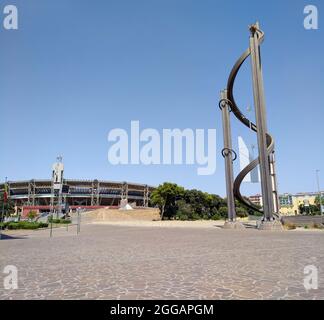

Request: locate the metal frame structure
(121, 182), (128, 201)
(143, 185), (150, 208)
(0, 179), (154, 212)
(91, 179), (100, 206)
(27, 179), (36, 206)
(219, 90), (237, 222)
(220, 22), (280, 222)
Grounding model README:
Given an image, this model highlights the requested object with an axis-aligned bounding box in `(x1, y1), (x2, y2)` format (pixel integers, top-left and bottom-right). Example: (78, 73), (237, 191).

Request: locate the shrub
(211, 213), (222, 220)
(57, 219), (71, 224)
(177, 214), (188, 221)
(0, 222), (5, 228)
(176, 200), (193, 220)
(2, 221), (48, 230)
(38, 222), (49, 228)
(236, 207), (248, 218)
(210, 207), (219, 216)
(27, 210), (38, 221)
(218, 207), (228, 218)
(313, 223), (324, 229)
(48, 218), (71, 224)
(191, 213), (201, 221)
(309, 222), (324, 229)
(284, 222), (296, 230)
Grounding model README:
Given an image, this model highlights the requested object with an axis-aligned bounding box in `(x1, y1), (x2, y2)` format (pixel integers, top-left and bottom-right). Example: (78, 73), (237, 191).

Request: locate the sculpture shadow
(0, 233), (28, 240)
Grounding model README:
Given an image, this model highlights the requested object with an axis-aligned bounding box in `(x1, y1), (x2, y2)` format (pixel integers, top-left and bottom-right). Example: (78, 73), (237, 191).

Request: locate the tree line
(150, 182), (261, 221)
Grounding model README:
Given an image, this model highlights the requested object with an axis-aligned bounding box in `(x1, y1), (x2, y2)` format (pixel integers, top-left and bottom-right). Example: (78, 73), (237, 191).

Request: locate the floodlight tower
(50, 156), (64, 218)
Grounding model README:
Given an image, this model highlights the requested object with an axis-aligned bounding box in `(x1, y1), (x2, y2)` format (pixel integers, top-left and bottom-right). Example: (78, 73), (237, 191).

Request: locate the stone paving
(0, 223), (323, 300)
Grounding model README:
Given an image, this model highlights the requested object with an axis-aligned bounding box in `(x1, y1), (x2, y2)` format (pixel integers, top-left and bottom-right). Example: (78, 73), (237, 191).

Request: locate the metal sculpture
(220, 22), (281, 229)
(219, 90), (237, 223)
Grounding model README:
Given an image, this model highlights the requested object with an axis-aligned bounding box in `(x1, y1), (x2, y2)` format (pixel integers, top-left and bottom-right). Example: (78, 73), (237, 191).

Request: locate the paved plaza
(0, 223), (323, 300)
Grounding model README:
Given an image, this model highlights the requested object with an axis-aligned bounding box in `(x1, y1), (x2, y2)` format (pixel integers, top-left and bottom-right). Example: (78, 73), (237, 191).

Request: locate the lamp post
(316, 170), (323, 215)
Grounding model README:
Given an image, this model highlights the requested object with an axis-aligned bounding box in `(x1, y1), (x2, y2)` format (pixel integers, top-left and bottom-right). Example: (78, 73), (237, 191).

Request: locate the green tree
(150, 183), (185, 220)
(236, 198), (262, 217)
(183, 189), (207, 217)
(184, 190), (224, 219)
(27, 210), (38, 221)
(0, 193), (15, 222)
(206, 194), (226, 218)
(315, 195), (324, 206)
(218, 206), (228, 218)
(150, 181), (257, 221)
(299, 204), (320, 216)
(235, 207), (248, 218)
(176, 200), (193, 220)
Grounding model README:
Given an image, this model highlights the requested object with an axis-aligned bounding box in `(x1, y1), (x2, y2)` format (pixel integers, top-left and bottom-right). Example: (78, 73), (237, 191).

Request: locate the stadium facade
(0, 179), (154, 215)
(0, 158), (154, 216)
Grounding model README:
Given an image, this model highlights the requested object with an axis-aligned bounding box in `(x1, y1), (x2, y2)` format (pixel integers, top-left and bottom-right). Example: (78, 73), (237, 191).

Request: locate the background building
(0, 179), (154, 217)
(249, 192), (322, 215)
(0, 158), (154, 218)
(248, 194), (263, 207)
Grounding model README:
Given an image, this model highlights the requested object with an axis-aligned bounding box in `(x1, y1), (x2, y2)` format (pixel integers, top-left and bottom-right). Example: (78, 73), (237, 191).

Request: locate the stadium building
(0, 157), (154, 217)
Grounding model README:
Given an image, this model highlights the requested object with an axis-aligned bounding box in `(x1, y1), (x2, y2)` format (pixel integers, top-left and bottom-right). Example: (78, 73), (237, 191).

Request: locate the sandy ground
(82, 208), (324, 231)
(83, 207), (161, 221)
(81, 207), (250, 229)
(92, 219), (226, 228)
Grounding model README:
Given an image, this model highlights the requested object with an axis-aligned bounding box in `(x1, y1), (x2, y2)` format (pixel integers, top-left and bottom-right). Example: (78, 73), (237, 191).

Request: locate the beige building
(279, 192), (318, 216)
(249, 192), (321, 216)
(248, 194), (263, 207)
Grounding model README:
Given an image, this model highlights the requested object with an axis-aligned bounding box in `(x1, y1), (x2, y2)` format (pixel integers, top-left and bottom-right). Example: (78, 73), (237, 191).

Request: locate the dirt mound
(84, 208), (161, 222)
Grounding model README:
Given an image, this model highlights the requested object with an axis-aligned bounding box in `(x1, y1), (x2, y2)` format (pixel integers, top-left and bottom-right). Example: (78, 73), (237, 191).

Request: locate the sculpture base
(257, 219), (283, 231)
(223, 221), (245, 230)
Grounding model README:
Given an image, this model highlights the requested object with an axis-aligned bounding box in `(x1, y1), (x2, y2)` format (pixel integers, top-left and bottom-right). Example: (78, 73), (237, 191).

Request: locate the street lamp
(316, 170), (323, 215)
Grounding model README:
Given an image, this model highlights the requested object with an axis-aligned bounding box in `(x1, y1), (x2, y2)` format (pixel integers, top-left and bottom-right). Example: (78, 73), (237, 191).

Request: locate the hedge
(1, 221), (49, 230)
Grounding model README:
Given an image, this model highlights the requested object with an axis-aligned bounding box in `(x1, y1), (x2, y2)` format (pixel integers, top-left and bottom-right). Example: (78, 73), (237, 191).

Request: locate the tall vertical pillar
(220, 90), (236, 222)
(51, 156), (64, 218)
(219, 90), (244, 229)
(249, 23), (274, 221)
(269, 152), (280, 214)
(143, 185), (149, 207)
(91, 180), (100, 206)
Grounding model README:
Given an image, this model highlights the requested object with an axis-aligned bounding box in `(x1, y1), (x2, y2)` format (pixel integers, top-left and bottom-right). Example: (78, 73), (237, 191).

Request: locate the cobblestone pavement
(0, 224), (323, 300)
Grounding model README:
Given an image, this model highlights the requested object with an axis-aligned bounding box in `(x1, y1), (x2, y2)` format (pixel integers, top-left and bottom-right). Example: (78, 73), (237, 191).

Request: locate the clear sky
(0, 0), (323, 197)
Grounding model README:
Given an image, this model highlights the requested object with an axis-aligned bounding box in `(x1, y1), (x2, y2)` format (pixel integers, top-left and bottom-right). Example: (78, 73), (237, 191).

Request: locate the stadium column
(28, 180), (36, 206)
(96, 180), (100, 206)
(121, 182), (128, 201)
(143, 185), (149, 207)
(91, 181), (94, 206)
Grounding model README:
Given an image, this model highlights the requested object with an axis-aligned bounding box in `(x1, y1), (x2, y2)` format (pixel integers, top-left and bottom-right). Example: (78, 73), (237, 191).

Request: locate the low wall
(281, 215), (324, 227)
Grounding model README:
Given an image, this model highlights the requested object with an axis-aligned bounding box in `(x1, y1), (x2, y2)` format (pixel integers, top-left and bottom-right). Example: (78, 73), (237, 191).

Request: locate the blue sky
(0, 0), (323, 196)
